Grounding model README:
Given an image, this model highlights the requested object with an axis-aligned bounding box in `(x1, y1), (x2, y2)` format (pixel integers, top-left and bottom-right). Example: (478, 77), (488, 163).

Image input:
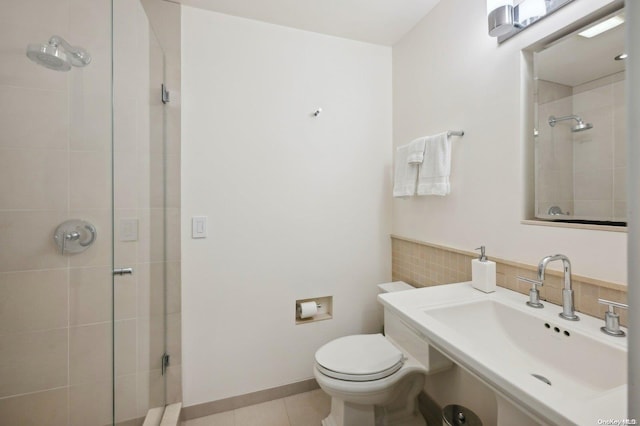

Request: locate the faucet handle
(518, 276), (544, 309)
(597, 299), (627, 337)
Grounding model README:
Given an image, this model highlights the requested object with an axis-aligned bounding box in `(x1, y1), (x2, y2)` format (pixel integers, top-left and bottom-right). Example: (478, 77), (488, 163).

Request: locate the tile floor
(182, 389), (331, 426)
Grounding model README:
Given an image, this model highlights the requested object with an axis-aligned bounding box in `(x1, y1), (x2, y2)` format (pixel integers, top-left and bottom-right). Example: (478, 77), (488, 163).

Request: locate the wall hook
(312, 108), (322, 117)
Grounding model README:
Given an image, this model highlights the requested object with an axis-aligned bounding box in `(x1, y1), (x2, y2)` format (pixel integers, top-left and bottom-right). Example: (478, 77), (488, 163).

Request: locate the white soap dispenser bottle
(472, 246), (496, 293)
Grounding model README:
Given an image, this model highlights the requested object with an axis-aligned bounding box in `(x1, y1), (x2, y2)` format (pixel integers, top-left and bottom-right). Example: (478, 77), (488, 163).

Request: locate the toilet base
(321, 396), (426, 426)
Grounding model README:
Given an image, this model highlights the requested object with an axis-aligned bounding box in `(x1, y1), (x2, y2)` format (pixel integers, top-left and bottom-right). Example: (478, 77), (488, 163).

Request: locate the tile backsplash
(391, 236), (628, 326)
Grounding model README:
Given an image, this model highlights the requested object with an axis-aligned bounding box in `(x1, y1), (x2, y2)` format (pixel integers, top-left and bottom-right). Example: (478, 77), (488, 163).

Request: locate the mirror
(533, 8), (626, 225)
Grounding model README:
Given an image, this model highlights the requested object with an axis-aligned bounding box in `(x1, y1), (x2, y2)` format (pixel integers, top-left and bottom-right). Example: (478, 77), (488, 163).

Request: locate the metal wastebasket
(442, 404), (482, 426)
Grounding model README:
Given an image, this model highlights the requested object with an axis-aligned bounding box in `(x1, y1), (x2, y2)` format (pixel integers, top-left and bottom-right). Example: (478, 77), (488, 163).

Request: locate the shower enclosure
(0, 0), (181, 424)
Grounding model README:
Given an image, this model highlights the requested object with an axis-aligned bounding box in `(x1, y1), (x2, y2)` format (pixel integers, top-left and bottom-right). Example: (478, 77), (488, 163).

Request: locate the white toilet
(313, 282), (428, 426)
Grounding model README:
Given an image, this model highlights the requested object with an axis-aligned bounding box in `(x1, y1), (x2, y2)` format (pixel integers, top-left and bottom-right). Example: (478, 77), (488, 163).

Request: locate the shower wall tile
(0, 210), (68, 272)
(69, 266), (136, 325)
(115, 319), (138, 377)
(115, 374), (139, 422)
(69, 150), (112, 210)
(113, 0), (143, 98)
(0, 86), (68, 150)
(573, 171), (613, 201)
(114, 150), (141, 209)
(114, 97), (139, 153)
(69, 266), (111, 326)
(136, 369), (164, 418)
(0, 269), (68, 334)
(137, 316), (165, 372)
(166, 261), (181, 314)
(69, 0), (111, 52)
(69, 322), (112, 385)
(135, 262), (152, 318)
(69, 91), (112, 152)
(149, 209), (166, 263)
(166, 109), (181, 209)
(115, 272), (137, 321)
(136, 210), (152, 264)
(166, 365), (182, 405)
(0, 0), (69, 91)
(166, 312), (181, 365)
(0, 328), (68, 397)
(166, 208), (181, 262)
(69, 380), (113, 426)
(136, 150), (152, 213)
(0, 149), (68, 210)
(0, 388), (68, 426)
(573, 200), (613, 219)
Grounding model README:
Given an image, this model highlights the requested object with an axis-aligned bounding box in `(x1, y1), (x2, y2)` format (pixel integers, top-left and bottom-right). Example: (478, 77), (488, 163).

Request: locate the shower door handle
(113, 268), (134, 276)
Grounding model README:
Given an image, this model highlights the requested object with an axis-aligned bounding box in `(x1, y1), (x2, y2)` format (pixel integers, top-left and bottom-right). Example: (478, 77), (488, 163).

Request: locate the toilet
(313, 282), (428, 426)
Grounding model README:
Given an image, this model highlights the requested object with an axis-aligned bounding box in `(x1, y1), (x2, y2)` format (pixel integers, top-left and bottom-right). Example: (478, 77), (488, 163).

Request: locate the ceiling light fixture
(487, 0), (514, 37)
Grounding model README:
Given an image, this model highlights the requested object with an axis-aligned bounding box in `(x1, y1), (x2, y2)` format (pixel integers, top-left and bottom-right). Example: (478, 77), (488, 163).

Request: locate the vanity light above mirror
(487, 0), (575, 42)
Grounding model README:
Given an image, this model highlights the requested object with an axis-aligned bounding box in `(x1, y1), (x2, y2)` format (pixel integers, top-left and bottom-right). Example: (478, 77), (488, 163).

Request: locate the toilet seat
(315, 334), (405, 382)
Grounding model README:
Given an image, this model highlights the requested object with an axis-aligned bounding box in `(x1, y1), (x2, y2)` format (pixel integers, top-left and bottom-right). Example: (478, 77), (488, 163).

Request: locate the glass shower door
(112, 0), (168, 422)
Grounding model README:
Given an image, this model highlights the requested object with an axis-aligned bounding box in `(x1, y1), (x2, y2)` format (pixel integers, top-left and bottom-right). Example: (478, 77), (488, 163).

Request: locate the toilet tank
(377, 281), (415, 294)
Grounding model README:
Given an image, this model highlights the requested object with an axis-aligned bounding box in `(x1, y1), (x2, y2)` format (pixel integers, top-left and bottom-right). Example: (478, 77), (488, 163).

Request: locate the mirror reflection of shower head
(26, 36), (91, 71)
(548, 115), (593, 133)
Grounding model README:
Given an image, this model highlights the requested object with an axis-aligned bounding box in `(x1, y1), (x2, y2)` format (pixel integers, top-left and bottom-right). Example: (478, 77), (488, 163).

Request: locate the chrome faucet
(538, 254), (579, 321)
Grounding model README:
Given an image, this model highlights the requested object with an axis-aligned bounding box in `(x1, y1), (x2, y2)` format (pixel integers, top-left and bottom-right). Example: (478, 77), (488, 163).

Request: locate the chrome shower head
(548, 115), (593, 132)
(26, 36), (91, 72)
(571, 120), (593, 132)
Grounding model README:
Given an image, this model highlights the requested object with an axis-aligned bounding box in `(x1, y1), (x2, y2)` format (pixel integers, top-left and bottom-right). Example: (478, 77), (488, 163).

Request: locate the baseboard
(182, 378), (319, 420)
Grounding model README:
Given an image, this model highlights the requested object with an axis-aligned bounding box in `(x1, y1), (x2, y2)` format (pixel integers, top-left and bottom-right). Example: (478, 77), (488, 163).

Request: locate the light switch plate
(192, 216), (207, 239)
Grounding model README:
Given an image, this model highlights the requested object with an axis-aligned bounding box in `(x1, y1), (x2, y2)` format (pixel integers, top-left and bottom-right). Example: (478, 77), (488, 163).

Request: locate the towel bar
(447, 130), (464, 137)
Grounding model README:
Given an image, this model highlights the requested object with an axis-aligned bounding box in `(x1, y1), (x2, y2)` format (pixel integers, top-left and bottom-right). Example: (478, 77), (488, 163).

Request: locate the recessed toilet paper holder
(295, 296), (333, 324)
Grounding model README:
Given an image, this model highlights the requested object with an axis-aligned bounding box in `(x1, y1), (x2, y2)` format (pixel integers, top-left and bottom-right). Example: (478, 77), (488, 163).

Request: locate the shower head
(571, 120), (593, 132)
(548, 115), (593, 133)
(26, 36), (91, 71)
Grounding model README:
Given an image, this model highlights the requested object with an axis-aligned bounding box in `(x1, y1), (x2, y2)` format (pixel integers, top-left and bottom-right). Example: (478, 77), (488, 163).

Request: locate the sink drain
(531, 374), (551, 385)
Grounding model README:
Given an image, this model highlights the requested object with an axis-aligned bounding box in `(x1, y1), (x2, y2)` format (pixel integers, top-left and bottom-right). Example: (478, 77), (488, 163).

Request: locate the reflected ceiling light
(614, 53), (628, 61)
(578, 15), (624, 38)
(487, 0), (514, 37)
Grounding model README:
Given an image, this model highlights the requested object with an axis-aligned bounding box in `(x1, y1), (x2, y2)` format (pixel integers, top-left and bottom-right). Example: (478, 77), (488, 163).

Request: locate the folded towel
(417, 132), (451, 196)
(407, 137), (427, 165)
(393, 143), (418, 198)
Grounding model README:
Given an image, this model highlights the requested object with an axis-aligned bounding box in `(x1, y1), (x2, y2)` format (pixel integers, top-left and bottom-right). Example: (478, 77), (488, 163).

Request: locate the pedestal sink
(378, 283), (628, 425)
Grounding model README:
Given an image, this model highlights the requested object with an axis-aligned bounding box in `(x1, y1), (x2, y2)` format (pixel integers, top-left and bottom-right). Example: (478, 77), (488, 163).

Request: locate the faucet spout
(537, 254), (579, 321)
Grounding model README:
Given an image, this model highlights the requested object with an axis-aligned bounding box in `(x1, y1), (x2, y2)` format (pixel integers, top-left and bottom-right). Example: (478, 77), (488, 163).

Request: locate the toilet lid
(315, 334), (404, 381)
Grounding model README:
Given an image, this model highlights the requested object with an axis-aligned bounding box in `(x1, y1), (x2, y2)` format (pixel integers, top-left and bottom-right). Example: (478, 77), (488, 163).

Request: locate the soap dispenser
(472, 246), (496, 293)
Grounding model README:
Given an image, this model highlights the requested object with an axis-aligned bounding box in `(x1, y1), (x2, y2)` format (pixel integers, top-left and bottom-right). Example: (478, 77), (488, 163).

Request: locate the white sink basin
(378, 283), (628, 425)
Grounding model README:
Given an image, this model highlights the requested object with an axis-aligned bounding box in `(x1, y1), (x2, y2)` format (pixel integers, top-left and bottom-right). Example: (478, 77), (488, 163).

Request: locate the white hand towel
(407, 137), (427, 164)
(393, 143), (418, 198)
(417, 132), (451, 196)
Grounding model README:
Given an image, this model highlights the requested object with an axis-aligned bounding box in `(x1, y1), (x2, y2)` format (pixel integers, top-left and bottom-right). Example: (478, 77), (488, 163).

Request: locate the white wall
(393, 0), (626, 284)
(181, 7), (392, 407)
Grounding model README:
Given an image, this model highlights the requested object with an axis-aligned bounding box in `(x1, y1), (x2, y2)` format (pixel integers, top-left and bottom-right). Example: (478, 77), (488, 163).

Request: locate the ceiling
(171, 0), (442, 45)
(536, 21), (625, 87)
